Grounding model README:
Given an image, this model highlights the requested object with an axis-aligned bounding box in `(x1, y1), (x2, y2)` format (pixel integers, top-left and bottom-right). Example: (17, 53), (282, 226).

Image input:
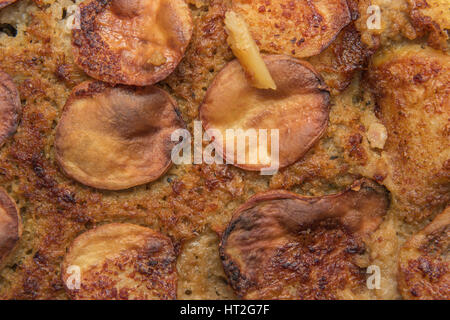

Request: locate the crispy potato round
(220, 179), (389, 299)
(200, 54), (330, 171)
(367, 44), (450, 222)
(232, 0), (351, 58)
(398, 207), (449, 300)
(55, 81), (185, 190)
(72, 0), (193, 86)
(62, 223), (177, 300)
(0, 188), (22, 265)
(0, 0), (17, 9)
(0, 70), (20, 148)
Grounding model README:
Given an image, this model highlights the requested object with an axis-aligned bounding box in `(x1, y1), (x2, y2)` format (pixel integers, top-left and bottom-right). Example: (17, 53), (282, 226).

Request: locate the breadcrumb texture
(0, 0), (448, 299)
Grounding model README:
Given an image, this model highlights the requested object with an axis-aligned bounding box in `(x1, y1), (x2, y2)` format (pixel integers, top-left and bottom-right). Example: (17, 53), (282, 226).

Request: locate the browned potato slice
(0, 70), (20, 148)
(398, 207), (449, 300)
(72, 0), (193, 86)
(367, 44), (450, 222)
(0, 0), (17, 9)
(200, 54), (329, 171)
(232, 0), (351, 58)
(62, 223), (177, 300)
(220, 179), (389, 299)
(55, 81), (185, 190)
(0, 187), (21, 266)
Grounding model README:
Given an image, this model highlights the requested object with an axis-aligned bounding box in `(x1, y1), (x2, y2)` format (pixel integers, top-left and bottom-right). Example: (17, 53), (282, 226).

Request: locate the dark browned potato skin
(220, 179), (389, 299)
(0, 187), (22, 265)
(72, 0), (193, 86)
(0, 70), (20, 148)
(200, 54), (330, 171)
(398, 207), (450, 300)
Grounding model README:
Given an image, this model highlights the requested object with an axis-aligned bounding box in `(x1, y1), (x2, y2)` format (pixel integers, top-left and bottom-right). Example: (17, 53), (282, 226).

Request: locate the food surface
(200, 54), (329, 171)
(62, 223), (177, 299)
(0, 70), (20, 148)
(220, 179), (389, 299)
(398, 207), (449, 300)
(232, 0), (351, 58)
(73, 0), (193, 85)
(55, 80), (185, 190)
(367, 45), (450, 222)
(0, 188), (21, 266)
(0, 0), (16, 9)
(0, 0), (448, 300)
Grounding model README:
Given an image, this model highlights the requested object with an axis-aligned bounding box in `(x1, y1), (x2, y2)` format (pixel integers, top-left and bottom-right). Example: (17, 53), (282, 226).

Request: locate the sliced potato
(200, 54), (329, 171)
(220, 179), (389, 299)
(72, 0), (193, 85)
(55, 81), (185, 190)
(0, 187), (21, 266)
(398, 207), (449, 300)
(62, 223), (177, 300)
(232, 0), (351, 58)
(0, 70), (20, 148)
(367, 44), (450, 221)
(224, 10), (276, 90)
(308, 23), (375, 93)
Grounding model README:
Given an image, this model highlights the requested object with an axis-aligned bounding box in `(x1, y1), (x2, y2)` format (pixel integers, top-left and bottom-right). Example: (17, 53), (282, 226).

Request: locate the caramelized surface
(367, 45), (450, 222)
(220, 180), (389, 299)
(0, 0), (448, 300)
(73, 0), (193, 85)
(398, 207), (450, 300)
(0, 70), (20, 148)
(55, 81), (185, 190)
(62, 223), (177, 300)
(232, 0), (351, 58)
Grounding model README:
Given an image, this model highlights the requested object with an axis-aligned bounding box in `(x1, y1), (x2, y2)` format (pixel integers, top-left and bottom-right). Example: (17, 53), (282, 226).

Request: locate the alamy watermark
(367, 5), (382, 30)
(171, 121), (280, 175)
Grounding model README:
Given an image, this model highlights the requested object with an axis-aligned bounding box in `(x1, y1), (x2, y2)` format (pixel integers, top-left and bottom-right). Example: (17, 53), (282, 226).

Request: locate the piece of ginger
(224, 11), (277, 90)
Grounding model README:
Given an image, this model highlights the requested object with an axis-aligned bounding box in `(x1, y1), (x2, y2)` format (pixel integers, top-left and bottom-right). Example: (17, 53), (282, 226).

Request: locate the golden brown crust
(220, 179), (389, 299)
(55, 80), (185, 190)
(367, 44), (450, 222)
(72, 0), (193, 85)
(308, 23), (375, 93)
(0, 70), (20, 148)
(232, 0), (351, 58)
(0, 187), (22, 265)
(62, 223), (177, 300)
(408, 0), (449, 51)
(398, 207), (450, 300)
(200, 54), (330, 171)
